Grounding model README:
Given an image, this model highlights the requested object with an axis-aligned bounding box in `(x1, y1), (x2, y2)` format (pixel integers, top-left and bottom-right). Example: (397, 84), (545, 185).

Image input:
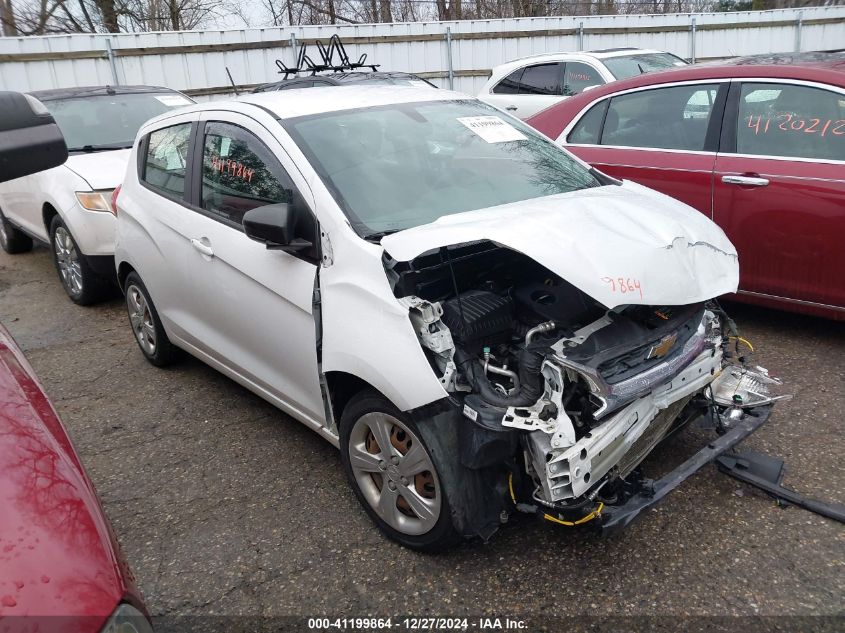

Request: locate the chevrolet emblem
(647, 333), (678, 360)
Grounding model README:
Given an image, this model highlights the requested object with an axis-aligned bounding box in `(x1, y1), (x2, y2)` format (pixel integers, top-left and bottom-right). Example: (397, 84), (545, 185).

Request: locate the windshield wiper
(363, 228), (401, 242)
(68, 143), (132, 153)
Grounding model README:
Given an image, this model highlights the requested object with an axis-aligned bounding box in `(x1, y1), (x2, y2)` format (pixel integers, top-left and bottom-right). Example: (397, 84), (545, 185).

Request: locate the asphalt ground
(1, 245), (842, 629)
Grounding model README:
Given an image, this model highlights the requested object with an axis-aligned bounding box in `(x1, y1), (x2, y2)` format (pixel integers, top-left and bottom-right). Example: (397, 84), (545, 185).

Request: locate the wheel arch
(324, 370), (390, 427)
(42, 202), (59, 235)
(116, 260), (136, 292)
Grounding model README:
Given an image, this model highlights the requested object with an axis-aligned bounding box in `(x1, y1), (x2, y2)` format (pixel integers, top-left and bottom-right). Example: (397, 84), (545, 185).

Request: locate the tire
(339, 390), (460, 552)
(49, 215), (109, 305)
(0, 206), (33, 254)
(123, 271), (176, 367)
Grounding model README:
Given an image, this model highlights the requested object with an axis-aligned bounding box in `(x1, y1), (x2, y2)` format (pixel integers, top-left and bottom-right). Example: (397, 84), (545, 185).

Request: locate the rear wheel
(0, 207), (33, 254)
(49, 215), (109, 304)
(123, 271), (175, 367)
(340, 391), (460, 551)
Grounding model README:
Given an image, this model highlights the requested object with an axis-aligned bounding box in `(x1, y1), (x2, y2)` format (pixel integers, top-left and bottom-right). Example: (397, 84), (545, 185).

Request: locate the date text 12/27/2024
(307, 617), (529, 631)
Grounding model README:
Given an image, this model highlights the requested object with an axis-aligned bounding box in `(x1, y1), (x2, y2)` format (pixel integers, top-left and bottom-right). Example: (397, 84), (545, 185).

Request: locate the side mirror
(0, 92), (68, 183)
(243, 203), (313, 253)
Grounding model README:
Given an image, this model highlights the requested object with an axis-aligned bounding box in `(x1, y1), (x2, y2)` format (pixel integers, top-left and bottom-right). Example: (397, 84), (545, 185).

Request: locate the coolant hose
(455, 345), (548, 408)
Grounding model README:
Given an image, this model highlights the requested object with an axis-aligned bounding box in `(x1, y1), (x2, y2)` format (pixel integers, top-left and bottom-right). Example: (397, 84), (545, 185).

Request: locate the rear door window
(518, 63), (564, 96)
(142, 123), (192, 199)
(736, 82), (845, 161)
(200, 121), (294, 226)
(600, 83), (720, 151)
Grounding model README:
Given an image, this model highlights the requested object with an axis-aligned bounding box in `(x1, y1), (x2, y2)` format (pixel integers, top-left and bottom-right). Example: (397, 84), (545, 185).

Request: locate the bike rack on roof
(274, 35), (380, 78)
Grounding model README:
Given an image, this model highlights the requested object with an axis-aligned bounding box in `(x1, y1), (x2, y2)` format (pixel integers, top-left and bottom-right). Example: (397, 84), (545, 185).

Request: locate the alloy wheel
(126, 284), (157, 356)
(53, 226), (83, 296)
(348, 412), (441, 536)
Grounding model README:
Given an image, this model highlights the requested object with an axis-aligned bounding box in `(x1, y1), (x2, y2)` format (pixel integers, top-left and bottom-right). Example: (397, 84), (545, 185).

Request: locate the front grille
(598, 310), (702, 385)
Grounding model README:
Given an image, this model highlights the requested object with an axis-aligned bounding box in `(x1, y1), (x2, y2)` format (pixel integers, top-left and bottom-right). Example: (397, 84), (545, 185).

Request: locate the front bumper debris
(599, 404), (773, 534)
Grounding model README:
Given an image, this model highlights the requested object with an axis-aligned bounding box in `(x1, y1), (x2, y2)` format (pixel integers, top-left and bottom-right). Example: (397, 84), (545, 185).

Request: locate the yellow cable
(509, 473), (603, 526)
(542, 503), (604, 527)
(729, 336), (754, 352)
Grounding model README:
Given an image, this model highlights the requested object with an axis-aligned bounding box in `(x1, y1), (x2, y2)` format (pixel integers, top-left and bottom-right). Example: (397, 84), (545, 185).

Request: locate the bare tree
(1, 0), (17, 35)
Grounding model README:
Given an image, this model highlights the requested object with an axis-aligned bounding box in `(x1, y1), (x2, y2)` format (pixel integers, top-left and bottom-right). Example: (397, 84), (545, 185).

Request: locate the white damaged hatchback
(114, 86), (785, 550)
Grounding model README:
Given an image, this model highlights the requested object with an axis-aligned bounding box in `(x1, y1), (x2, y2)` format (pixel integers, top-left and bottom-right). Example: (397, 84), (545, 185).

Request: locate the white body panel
(0, 150), (126, 256)
(480, 92), (572, 120)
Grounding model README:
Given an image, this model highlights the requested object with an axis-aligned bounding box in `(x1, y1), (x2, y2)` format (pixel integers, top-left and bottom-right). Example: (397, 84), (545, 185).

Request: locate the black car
(253, 71), (437, 93)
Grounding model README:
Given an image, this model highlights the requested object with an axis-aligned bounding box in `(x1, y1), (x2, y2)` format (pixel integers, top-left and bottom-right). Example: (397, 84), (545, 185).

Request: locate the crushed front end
(388, 241), (787, 536)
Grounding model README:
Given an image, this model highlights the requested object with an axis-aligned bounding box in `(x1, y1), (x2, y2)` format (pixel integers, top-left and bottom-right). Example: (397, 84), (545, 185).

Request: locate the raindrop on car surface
(1, 595), (17, 607)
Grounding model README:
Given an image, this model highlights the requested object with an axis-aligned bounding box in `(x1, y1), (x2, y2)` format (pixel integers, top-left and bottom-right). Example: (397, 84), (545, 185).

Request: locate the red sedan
(0, 322), (151, 632)
(528, 52), (845, 320)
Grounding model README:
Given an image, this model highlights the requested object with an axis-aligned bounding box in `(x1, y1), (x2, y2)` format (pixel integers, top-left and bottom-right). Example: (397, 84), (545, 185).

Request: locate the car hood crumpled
(65, 148), (131, 190)
(381, 180), (739, 309)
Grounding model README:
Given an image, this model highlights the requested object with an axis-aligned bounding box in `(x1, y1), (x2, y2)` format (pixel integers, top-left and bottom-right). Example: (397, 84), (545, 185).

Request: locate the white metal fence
(1, 7), (843, 99)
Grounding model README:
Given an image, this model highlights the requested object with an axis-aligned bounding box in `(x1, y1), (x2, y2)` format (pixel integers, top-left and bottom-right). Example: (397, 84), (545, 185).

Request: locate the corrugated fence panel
(0, 7), (842, 99)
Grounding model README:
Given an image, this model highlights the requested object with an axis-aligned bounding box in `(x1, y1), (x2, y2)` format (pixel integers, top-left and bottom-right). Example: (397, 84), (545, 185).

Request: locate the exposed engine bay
(385, 240), (786, 526)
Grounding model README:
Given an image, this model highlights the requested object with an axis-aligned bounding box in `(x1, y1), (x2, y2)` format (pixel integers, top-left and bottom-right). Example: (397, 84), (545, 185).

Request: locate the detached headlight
(101, 603), (154, 633)
(76, 190), (115, 212)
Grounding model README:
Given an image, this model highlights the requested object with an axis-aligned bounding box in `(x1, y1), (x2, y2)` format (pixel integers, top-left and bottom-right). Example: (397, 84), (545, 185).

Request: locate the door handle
(722, 175), (769, 187)
(506, 106), (518, 111)
(190, 238), (214, 257)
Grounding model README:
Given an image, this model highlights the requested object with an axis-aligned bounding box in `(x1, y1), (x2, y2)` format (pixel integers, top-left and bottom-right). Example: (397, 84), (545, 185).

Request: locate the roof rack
(275, 35), (379, 79)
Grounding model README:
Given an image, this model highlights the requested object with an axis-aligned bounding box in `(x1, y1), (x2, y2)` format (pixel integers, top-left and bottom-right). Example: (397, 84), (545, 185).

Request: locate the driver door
(182, 111), (325, 423)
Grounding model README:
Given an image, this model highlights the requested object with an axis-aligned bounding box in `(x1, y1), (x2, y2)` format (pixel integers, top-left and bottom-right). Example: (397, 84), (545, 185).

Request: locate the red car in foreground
(0, 322), (151, 632)
(528, 52), (845, 320)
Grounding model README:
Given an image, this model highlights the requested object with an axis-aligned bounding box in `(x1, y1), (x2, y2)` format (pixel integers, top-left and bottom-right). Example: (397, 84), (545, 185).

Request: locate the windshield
(287, 99), (601, 236)
(42, 92), (193, 151)
(603, 53), (688, 80)
(354, 76), (435, 88)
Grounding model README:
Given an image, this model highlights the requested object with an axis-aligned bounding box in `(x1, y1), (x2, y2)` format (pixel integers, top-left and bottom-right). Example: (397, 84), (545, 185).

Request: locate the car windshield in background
(43, 92), (192, 152)
(288, 99), (601, 236)
(603, 53), (688, 80)
(354, 77), (434, 88)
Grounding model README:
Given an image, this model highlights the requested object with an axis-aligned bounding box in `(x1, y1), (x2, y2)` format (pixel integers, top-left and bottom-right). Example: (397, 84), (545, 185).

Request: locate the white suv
(0, 86), (193, 304)
(114, 85), (779, 550)
(479, 48), (688, 119)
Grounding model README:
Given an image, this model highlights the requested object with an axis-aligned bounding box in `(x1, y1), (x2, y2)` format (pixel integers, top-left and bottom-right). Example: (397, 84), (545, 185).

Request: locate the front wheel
(340, 391), (460, 551)
(49, 215), (108, 305)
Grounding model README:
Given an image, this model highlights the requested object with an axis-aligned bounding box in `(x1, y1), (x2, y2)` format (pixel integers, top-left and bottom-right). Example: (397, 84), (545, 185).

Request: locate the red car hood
(0, 324), (132, 630)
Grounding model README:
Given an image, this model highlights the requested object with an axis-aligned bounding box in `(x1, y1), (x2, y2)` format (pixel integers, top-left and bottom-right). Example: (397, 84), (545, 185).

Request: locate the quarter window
(562, 62), (603, 96)
(736, 82), (845, 161)
(201, 122), (294, 226)
(567, 100), (608, 145)
(600, 83), (720, 151)
(142, 123), (192, 199)
(492, 68), (523, 95)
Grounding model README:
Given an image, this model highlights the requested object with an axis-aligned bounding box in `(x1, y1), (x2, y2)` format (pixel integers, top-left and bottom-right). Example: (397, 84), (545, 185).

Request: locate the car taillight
(111, 185), (121, 216)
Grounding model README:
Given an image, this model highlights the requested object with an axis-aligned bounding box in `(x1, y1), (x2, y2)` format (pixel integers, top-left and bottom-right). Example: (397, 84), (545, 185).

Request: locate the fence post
(445, 26), (454, 90)
(795, 11), (803, 53)
(105, 39), (119, 86)
(689, 16), (696, 64)
(578, 21), (584, 51)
